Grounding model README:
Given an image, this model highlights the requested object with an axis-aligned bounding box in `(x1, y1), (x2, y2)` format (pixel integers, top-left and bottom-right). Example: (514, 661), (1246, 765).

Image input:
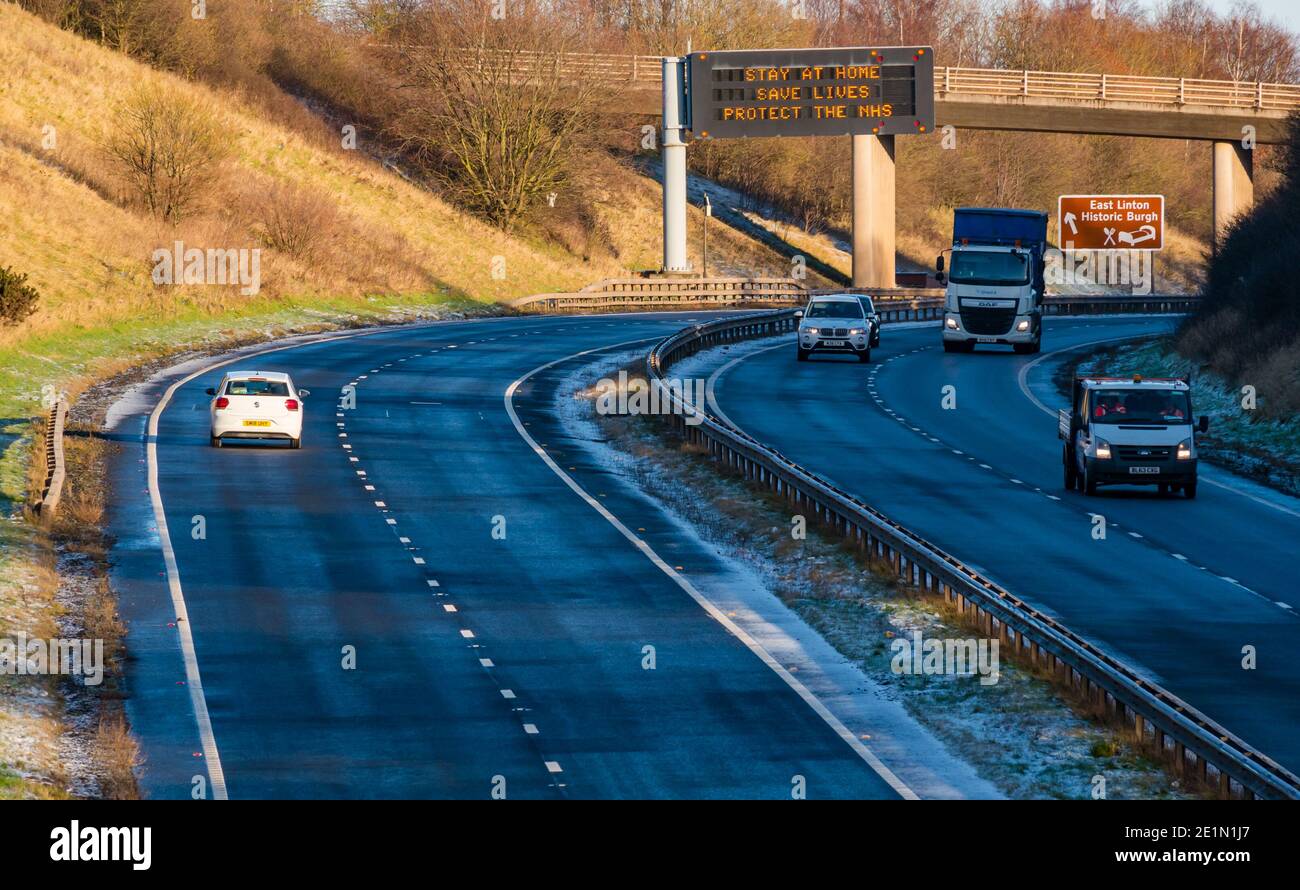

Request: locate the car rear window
(225, 379), (290, 396)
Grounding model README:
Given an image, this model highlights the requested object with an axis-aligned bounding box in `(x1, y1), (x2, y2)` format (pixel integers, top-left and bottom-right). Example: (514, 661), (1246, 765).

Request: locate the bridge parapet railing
(512, 277), (1199, 316)
(474, 47), (1300, 112)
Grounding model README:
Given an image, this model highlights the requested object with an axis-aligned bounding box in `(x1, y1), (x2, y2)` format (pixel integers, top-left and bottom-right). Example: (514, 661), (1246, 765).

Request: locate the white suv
(797, 295), (873, 363)
(207, 371), (309, 449)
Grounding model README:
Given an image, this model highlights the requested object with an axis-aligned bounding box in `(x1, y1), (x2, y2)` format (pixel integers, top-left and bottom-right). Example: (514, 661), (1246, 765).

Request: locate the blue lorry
(935, 207), (1049, 354)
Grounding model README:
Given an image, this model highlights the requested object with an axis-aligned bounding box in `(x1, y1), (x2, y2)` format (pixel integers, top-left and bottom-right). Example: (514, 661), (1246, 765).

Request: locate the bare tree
(388, 1), (607, 232)
(102, 84), (226, 223)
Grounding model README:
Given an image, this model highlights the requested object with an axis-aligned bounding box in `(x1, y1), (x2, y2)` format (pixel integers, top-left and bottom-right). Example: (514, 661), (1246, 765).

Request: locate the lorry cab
(1058, 375), (1207, 498)
(938, 207), (1047, 355)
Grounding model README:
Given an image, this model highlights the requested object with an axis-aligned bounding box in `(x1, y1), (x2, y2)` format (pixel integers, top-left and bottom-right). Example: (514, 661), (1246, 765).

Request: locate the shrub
(0, 265), (40, 326)
(102, 83), (226, 223)
(250, 181), (339, 261)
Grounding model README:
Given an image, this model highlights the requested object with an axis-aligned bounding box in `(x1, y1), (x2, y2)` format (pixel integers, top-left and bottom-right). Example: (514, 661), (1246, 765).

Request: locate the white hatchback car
(207, 371), (309, 448)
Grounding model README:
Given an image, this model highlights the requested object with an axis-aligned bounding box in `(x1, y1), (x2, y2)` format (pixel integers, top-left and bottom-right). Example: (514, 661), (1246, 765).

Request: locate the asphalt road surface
(706, 315), (1300, 775)
(105, 314), (910, 800)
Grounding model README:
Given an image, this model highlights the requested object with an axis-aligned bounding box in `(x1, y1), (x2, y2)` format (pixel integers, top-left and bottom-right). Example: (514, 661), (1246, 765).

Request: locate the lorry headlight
(1016, 320), (1030, 332)
(1177, 438), (1193, 460)
(945, 316), (959, 330)
(1095, 439), (1112, 460)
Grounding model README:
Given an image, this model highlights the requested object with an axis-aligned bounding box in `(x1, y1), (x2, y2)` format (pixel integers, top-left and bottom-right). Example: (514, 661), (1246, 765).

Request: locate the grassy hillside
(0, 3), (814, 796)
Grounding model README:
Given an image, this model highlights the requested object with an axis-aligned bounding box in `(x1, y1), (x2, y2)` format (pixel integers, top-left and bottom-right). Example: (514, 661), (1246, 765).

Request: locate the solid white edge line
(1017, 332), (1300, 519)
(139, 310), (764, 799)
(143, 322), (462, 800)
(504, 337), (919, 800)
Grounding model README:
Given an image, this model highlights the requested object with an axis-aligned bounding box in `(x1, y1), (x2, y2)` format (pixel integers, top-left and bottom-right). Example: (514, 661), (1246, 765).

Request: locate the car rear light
(215, 397), (229, 409)
(285, 399), (299, 411)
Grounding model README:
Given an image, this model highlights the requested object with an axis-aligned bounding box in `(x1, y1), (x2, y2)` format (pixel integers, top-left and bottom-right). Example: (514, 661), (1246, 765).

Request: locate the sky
(1191, 0), (1300, 35)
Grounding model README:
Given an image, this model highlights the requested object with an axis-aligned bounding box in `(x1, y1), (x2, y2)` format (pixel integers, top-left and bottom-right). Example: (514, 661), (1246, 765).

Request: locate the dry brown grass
(93, 717), (141, 800)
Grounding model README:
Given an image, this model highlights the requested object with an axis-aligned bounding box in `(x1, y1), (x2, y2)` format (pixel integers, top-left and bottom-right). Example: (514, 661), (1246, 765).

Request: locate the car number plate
(977, 337), (999, 343)
(821, 339), (846, 347)
(242, 420), (272, 428)
(1128, 466), (1160, 475)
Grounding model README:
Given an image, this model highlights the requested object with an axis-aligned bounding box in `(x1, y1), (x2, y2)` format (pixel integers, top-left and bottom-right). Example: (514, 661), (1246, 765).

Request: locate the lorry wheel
(1157, 483), (1169, 496)
(857, 349), (871, 363)
(1184, 481), (1197, 499)
(797, 347), (809, 362)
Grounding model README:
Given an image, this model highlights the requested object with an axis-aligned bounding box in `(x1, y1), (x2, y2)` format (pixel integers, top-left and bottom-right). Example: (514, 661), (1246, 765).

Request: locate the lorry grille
(1117, 445), (1172, 461)
(959, 306), (1016, 336)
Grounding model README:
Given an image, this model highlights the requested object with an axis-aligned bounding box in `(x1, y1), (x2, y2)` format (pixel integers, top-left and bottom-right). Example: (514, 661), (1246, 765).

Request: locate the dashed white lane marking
(1279, 602), (1294, 610)
(544, 761), (563, 774)
(460, 629), (475, 639)
(479, 658), (494, 667)
(426, 580), (439, 588)
(1128, 531), (1143, 539)
(523, 723), (539, 735)
(443, 604), (457, 612)
(500, 689), (516, 699)
(1172, 553), (1188, 561)
(412, 556), (425, 565)
(507, 339), (917, 801)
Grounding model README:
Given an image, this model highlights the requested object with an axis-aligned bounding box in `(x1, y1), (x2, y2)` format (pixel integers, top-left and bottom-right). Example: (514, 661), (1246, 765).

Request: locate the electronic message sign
(687, 47), (934, 140)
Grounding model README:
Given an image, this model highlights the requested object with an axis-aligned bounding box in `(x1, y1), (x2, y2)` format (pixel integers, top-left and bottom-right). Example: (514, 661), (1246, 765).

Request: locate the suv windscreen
(1090, 389), (1189, 424)
(857, 296), (876, 315)
(805, 301), (864, 319)
(226, 379), (291, 397)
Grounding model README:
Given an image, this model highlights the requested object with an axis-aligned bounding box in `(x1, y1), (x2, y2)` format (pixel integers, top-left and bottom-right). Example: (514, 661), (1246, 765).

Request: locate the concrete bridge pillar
(1212, 140), (1253, 250)
(852, 134), (896, 289)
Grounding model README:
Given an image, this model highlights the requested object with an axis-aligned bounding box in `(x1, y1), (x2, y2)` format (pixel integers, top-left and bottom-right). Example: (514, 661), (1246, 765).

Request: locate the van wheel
(1063, 448), (1077, 490)
(1184, 481), (1197, 499)
(210, 435), (222, 448)
(1083, 464), (1098, 495)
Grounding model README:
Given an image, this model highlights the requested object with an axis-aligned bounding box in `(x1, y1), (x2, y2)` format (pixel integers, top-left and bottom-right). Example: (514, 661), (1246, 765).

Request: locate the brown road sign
(1058, 195), (1164, 251)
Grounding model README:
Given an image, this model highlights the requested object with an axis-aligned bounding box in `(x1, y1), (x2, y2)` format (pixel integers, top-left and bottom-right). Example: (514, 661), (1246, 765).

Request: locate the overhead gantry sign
(687, 47), (935, 139)
(661, 47), (934, 284)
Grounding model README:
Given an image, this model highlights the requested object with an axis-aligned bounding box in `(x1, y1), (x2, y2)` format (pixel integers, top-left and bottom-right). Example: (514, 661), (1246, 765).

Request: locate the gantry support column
(1212, 140), (1254, 251)
(851, 134), (896, 288)
(661, 57), (691, 274)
